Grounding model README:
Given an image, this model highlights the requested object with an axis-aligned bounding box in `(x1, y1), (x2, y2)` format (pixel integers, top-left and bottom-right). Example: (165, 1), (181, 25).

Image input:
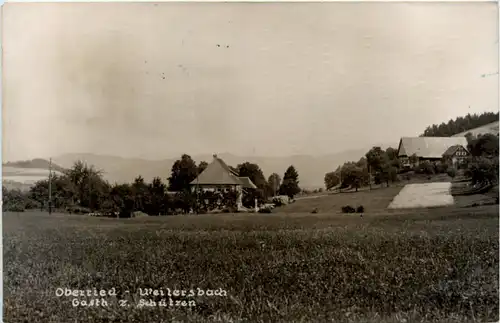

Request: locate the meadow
(4, 181), (499, 323)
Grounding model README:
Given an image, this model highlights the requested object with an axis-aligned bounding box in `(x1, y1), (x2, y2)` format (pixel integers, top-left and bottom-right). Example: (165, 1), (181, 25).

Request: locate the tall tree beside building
(237, 162), (267, 188)
(197, 161), (208, 175)
(279, 165), (301, 199)
(268, 173), (281, 196)
(467, 134), (499, 158)
(237, 162), (268, 203)
(168, 154), (198, 192)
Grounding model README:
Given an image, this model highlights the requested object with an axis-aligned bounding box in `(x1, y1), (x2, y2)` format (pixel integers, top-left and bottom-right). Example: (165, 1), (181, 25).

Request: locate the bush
(356, 205), (365, 213)
(258, 207), (272, 214)
(447, 167), (457, 178)
(272, 197), (284, 207)
(465, 157), (499, 185)
(341, 205), (356, 213)
(24, 198), (41, 210)
(415, 161), (435, 175)
(66, 206), (91, 214)
(3, 204), (25, 212)
(311, 208), (319, 214)
(435, 162), (449, 174)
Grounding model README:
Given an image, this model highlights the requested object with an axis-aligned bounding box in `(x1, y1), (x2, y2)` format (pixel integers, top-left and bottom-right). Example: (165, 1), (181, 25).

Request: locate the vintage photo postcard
(2, 2), (499, 322)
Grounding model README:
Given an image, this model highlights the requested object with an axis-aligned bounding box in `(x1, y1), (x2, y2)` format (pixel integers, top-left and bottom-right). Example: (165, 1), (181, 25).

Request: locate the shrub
(258, 207), (272, 214)
(341, 205), (356, 213)
(272, 197), (284, 207)
(24, 198), (41, 210)
(356, 205), (365, 213)
(447, 167), (457, 178)
(66, 206), (91, 214)
(415, 161), (435, 175)
(311, 208), (319, 214)
(435, 162), (449, 174)
(465, 157), (499, 185)
(3, 204), (25, 212)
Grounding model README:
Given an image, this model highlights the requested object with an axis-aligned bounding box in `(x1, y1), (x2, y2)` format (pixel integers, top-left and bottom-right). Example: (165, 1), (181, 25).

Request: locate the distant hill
(452, 121), (499, 138)
(51, 145), (396, 189)
(2, 159), (66, 191)
(3, 158), (66, 173)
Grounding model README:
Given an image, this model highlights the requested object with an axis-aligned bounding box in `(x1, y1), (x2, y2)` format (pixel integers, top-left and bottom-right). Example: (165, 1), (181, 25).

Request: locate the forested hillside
(420, 112), (499, 137)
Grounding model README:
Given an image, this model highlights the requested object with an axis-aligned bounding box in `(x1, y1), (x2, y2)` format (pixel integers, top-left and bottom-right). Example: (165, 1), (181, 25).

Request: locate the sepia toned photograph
(2, 2), (499, 322)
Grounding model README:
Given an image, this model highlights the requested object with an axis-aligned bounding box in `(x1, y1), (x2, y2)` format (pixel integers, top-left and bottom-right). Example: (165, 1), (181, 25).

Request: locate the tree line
(464, 133), (499, 186)
(324, 147), (401, 192)
(2, 154), (301, 216)
(420, 112), (499, 137)
(324, 133), (499, 191)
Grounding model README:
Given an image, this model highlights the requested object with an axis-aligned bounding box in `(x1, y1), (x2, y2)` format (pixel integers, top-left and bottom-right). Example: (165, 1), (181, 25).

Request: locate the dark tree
(365, 147), (389, 188)
(132, 176), (148, 212)
(168, 154), (198, 192)
(197, 161), (208, 175)
(465, 157), (499, 186)
(237, 162), (267, 188)
(279, 165), (301, 199)
(467, 134), (499, 158)
(385, 147), (398, 161)
(110, 183), (134, 217)
(237, 162), (268, 202)
(146, 177), (169, 215)
(267, 173), (281, 197)
(340, 163), (365, 192)
(324, 171), (340, 190)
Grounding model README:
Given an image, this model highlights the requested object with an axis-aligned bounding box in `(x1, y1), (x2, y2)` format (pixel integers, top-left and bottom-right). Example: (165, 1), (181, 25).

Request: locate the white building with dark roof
(189, 154), (257, 210)
(397, 137), (469, 168)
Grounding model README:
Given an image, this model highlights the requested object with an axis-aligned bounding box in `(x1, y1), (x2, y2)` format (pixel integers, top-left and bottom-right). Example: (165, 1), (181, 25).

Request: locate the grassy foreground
(3, 206), (499, 323)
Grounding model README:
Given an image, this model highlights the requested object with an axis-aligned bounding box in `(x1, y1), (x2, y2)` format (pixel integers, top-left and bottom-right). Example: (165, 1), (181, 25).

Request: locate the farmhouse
(442, 145), (470, 167)
(397, 137), (469, 168)
(189, 154), (257, 210)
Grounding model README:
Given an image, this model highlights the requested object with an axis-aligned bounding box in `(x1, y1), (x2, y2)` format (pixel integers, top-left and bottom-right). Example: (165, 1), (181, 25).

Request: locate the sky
(2, 2), (499, 161)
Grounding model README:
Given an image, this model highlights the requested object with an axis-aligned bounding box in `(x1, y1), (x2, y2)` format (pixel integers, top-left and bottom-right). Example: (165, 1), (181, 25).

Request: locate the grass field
(275, 186), (403, 214)
(388, 183), (454, 209)
(4, 182), (499, 323)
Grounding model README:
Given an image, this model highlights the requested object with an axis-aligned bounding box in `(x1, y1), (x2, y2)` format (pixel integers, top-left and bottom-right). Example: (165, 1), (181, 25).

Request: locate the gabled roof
(238, 177), (257, 189)
(397, 137), (468, 158)
(189, 155), (257, 189)
(190, 156), (242, 185)
(442, 145), (468, 157)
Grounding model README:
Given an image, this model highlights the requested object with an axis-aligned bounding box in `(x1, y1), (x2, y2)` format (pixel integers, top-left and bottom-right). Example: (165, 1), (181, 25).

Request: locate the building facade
(189, 154), (257, 211)
(397, 137), (469, 168)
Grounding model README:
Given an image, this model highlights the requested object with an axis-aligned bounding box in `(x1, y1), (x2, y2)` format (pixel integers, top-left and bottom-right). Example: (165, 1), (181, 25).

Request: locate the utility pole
(48, 158), (52, 215)
(368, 164), (372, 190)
(195, 167), (200, 215)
